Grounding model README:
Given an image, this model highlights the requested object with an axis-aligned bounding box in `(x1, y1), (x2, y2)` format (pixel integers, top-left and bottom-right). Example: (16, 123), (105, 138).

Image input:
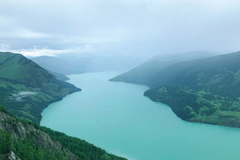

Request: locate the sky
(1, 0), (240, 58)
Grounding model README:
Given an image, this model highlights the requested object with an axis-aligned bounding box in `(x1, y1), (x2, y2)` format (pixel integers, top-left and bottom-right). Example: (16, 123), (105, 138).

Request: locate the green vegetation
(0, 53), (127, 159)
(0, 110), (127, 160)
(110, 51), (213, 85)
(0, 130), (11, 154)
(145, 86), (240, 127)
(12, 137), (66, 160)
(0, 52), (80, 124)
(144, 52), (240, 127)
(40, 127), (127, 160)
(113, 51), (240, 128)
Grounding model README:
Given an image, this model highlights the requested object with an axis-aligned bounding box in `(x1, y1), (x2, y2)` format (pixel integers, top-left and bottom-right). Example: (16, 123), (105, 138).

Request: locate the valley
(41, 72), (240, 160)
(1, 1), (240, 159)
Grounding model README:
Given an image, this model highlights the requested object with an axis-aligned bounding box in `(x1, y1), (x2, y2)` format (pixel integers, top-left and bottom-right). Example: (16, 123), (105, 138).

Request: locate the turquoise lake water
(41, 72), (240, 160)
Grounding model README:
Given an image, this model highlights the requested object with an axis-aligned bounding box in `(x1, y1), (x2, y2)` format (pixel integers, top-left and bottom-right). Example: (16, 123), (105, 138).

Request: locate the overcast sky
(1, 0), (240, 58)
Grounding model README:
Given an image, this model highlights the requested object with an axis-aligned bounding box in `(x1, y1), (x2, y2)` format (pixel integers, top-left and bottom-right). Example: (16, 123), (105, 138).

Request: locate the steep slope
(145, 51), (240, 93)
(0, 52), (80, 124)
(110, 51), (214, 85)
(0, 108), (127, 160)
(144, 51), (240, 127)
(48, 70), (70, 81)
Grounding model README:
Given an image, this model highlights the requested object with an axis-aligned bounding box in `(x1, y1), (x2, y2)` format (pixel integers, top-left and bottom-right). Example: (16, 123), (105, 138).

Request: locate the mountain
(31, 55), (145, 75)
(0, 107), (127, 160)
(0, 52), (81, 124)
(110, 51), (215, 85)
(48, 70), (70, 81)
(144, 51), (240, 127)
(112, 51), (240, 128)
(143, 51), (240, 92)
(31, 56), (79, 75)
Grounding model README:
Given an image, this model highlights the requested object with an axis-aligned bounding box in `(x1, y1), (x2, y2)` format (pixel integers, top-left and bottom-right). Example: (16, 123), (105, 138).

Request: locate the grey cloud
(1, 0), (240, 57)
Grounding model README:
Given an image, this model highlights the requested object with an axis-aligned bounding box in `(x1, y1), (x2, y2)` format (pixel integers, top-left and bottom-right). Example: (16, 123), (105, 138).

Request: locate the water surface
(41, 72), (240, 160)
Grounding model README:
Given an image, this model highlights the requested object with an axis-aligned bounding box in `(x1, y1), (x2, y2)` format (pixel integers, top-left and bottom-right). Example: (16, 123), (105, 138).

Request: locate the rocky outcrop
(0, 151), (21, 160)
(0, 111), (77, 160)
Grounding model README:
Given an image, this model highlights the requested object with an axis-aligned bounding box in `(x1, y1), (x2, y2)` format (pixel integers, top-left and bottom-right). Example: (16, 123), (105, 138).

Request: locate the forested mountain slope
(112, 51), (240, 128)
(0, 52), (80, 124)
(0, 107), (127, 160)
(144, 51), (240, 127)
(110, 51), (214, 85)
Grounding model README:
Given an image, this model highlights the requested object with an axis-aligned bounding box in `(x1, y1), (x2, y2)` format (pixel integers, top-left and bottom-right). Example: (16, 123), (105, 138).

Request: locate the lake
(41, 72), (240, 160)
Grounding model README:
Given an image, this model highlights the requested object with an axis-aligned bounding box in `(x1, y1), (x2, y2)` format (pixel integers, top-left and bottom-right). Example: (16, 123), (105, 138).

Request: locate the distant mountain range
(31, 55), (145, 75)
(110, 51), (215, 85)
(31, 55), (141, 75)
(111, 51), (240, 128)
(0, 52), (80, 124)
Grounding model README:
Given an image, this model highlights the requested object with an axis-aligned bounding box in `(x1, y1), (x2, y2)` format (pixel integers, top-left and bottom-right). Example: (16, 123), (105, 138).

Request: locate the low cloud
(1, 45), (96, 57)
(11, 91), (37, 101)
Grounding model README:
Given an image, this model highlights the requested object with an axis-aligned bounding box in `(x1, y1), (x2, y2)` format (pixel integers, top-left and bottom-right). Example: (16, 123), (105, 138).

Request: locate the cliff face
(0, 151), (21, 160)
(0, 112), (58, 149)
(0, 109), (127, 160)
(0, 111), (77, 160)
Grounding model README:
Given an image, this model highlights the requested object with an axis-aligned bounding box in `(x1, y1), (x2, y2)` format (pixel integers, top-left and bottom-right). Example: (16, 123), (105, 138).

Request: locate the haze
(1, 0), (240, 58)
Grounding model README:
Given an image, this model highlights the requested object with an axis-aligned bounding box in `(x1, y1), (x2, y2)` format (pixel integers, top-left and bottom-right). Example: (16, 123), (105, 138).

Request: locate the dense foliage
(0, 110), (127, 160)
(12, 137), (66, 160)
(40, 127), (127, 160)
(0, 130), (11, 154)
(0, 52), (80, 124)
(143, 52), (240, 127)
(146, 51), (240, 94)
(145, 86), (240, 127)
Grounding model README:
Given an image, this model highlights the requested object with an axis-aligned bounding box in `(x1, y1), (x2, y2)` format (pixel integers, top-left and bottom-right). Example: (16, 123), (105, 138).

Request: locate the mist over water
(41, 72), (240, 160)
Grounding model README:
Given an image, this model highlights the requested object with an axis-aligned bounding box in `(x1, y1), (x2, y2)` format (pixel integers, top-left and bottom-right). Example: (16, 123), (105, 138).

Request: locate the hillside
(0, 52), (80, 124)
(143, 51), (240, 127)
(111, 51), (240, 128)
(110, 51), (214, 85)
(144, 51), (240, 93)
(0, 107), (127, 160)
(48, 70), (70, 81)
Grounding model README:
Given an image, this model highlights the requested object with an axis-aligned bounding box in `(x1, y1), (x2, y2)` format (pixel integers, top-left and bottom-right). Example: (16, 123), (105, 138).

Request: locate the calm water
(41, 72), (240, 160)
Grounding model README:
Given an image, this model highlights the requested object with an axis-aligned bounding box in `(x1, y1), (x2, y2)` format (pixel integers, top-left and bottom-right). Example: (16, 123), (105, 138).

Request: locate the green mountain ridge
(110, 51), (215, 85)
(145, 51), (240, 95)
(0, 107), (127, 160)
(112, 51), (240, 128)
(0, 52), (80, 124)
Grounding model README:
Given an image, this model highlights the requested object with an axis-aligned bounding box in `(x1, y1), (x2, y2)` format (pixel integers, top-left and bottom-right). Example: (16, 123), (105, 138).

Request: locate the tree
(0, 130), (12, 154)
